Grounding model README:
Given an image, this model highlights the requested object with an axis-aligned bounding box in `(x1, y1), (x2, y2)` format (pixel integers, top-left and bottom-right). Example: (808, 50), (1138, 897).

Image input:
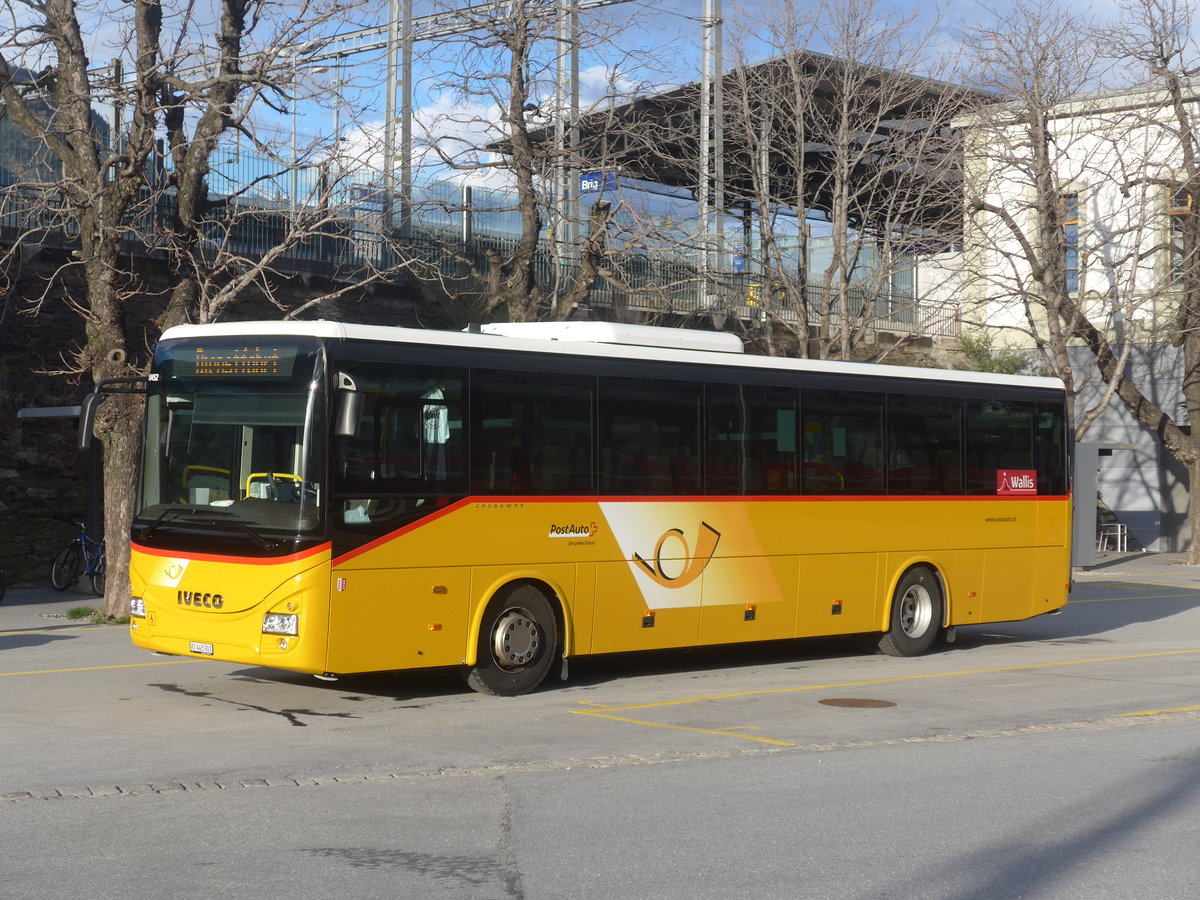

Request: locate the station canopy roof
(531, 50), (995, 230)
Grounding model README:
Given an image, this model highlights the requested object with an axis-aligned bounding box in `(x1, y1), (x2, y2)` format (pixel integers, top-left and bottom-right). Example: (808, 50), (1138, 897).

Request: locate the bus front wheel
(878, 566), (943, 657)
(466, 585), (560, 696)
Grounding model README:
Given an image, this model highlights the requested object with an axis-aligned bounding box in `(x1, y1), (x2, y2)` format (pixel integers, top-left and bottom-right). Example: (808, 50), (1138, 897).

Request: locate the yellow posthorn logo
(633, 522), (722, 588)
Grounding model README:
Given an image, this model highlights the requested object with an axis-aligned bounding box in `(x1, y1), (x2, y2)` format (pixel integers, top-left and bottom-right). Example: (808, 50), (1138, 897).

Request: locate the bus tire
(878, 566), (943, 657)
(466, 584), (560, 697)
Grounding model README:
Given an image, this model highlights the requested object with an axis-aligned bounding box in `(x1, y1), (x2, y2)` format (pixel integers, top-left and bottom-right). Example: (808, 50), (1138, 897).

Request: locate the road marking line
(568, 648), (1200, 720)
(0, 624), (106, 636)
(575, 711), (796, 746)
(0, 660), (196, 677)
(1071, 592), (1200, 603)
(1118, 704), (1200, 717)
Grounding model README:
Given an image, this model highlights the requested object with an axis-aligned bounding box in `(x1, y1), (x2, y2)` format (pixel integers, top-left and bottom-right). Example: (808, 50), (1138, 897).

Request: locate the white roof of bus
(157, 320), (1063, 391)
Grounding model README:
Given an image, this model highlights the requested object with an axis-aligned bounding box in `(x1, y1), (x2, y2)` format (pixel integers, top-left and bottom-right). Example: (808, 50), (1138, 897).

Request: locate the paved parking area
(3, 552), (1200, 897)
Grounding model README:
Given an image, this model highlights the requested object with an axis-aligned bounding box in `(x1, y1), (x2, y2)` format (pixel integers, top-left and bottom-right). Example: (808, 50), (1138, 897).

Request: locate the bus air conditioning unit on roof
(474, 322), (744, 353)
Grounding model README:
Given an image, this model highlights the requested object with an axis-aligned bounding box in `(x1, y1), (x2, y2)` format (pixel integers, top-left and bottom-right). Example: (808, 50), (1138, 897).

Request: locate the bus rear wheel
(466, 585), (559, 697)
(878, 566), (943, 657)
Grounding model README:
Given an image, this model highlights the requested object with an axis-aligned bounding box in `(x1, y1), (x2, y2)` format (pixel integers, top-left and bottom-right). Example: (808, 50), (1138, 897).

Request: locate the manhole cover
(818, 698), (896, 708)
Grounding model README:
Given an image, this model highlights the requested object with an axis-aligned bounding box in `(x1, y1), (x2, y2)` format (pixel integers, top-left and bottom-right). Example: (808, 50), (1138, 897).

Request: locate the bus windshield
(137, 339), (324, 537)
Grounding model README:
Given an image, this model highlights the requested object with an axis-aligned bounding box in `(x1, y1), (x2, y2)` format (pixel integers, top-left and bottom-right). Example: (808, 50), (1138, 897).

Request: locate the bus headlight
(130, 597), (146, 618)
(262, 613), (299, 636)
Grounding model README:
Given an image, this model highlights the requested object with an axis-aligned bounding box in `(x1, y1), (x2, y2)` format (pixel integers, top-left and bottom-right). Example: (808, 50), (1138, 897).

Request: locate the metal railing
(0, 127), (959, 338)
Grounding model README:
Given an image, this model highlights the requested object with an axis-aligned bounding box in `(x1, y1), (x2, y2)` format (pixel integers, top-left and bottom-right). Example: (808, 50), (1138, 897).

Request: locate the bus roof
(157, 320), (1064, 392)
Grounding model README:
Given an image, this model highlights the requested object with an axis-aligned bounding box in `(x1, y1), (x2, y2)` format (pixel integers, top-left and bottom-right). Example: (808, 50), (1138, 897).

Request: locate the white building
(958, 79), (1200, 552)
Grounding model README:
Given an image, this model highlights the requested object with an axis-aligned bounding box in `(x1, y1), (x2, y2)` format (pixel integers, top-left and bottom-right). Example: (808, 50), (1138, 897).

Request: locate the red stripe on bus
(132, 541), (332, 566)
(447, 493), (1071, 504)
(330, 492), (1070, 566)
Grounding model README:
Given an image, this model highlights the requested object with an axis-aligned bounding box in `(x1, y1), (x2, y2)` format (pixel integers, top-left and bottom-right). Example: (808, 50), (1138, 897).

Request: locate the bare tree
(962, 0), (1200, 562)
(959, 0), (1119, 430)
(716, 0), (972, 360)
(0, 0), (414, 614)
(411, 0), (669, 323)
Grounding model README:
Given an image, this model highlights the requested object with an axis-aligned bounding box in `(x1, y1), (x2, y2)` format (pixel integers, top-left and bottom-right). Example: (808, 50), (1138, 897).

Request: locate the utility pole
(698, 0), (724, 309)
(383, 0), (400, 238)
(555, 0), (581, 267)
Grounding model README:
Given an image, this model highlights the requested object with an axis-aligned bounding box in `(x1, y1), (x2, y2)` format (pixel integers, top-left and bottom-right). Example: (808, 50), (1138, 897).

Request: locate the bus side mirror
(334, 372), (363, 438)
(78, 376), (148, 449)
(78, 392), (104, 450)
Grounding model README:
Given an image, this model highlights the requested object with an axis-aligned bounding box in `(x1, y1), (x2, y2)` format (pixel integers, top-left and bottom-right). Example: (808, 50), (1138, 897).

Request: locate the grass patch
(65, 606), (131, 625)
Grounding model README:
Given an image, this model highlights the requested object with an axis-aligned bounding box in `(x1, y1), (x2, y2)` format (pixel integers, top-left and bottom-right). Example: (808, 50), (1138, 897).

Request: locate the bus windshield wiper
(140, 507), (203, 542)
(216, 517), (279, 551)
(140, 507), (277, 550)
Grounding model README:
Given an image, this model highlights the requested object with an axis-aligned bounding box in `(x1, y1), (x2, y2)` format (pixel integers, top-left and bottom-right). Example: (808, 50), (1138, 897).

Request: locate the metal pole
(461, 184), (473, 244)
(569, 1), (580, 255)
(400, 0), (413, 237)
(110, 59), (123, 169)
(556, 0), (569, 266)
(383, 0), (399, 234)
(332, 57), (342, 148)
(712, 0), (725, 282)
(291, 75), (299, 221)
(698, 0), (713, 308)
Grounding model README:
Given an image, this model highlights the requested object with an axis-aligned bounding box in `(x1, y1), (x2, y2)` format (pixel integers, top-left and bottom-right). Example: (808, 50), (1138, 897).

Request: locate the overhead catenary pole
(383, 0), (400, 235)
(555, 0), (582, 271)
(698, 0), (715, 308)
(711, 0), (725, 284)
(400, 0), (413, 237)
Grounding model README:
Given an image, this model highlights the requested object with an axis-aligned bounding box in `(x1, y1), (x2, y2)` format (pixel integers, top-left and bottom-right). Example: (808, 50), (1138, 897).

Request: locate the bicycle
(50, 522), (106, 596)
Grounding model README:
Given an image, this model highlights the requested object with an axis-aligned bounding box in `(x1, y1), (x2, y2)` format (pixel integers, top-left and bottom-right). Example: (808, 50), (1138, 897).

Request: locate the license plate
(189, 641), (214, 656)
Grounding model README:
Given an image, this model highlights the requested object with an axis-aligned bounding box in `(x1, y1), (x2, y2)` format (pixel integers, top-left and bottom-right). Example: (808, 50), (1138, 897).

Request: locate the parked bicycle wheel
(51, 542), (81, 591)
(90, 552), (106, 596)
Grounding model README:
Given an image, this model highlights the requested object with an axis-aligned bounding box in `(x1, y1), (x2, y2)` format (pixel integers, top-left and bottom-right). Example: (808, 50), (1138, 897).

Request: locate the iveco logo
(177, 590), (225, 609)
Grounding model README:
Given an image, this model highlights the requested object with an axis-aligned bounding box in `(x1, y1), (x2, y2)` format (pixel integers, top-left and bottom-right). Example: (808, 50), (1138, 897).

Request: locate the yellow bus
(114, 320), (1070, 695)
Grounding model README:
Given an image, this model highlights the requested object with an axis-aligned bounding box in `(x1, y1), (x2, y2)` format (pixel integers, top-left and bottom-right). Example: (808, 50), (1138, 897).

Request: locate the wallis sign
(996, 470), (1038, 495)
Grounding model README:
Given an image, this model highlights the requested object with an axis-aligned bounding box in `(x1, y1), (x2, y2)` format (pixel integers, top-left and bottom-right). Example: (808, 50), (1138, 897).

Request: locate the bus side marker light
(744, 605), (757, 622)
(831, 600), (842, 616)
(968, 590), (977, 598)
(642, 611), (656, 628)
(432, 585), (448, 595)
(428, 623), (442, 631)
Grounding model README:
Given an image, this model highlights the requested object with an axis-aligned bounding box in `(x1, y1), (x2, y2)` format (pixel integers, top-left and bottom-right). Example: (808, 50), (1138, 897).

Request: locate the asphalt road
(3, 555), (1200, 898)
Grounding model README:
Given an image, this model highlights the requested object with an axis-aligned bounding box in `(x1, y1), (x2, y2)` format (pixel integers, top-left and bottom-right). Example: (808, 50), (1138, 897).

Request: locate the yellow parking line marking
(0, 625), (107, 636)
(0, 660), (196, 678)
(573, 649), (1200, 716)
(1118, 705), (1200, 717)
(571, 649), (1200, 744)
(577, 712), (796, 747)
(1071, 592), (1199, 603)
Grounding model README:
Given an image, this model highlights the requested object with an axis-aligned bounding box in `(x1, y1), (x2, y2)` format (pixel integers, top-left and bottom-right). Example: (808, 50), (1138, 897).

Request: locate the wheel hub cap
(491, 609), (540, 668)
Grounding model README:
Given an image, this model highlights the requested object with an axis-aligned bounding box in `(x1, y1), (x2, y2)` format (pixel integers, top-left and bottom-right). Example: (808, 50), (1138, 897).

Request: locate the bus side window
(599, 376), (701, 496)
(331, 363), (467, 494)
(470, 370), (594, 495)
(886, 396), (963, 495)
(1036, 401), (1068, 495)
(705, 383), (797, 495)
(964, 399), (1036, 494)
(800, 390), (884, 494)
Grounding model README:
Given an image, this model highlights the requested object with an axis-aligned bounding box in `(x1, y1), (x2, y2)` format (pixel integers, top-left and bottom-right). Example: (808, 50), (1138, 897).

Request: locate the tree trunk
(97, 394), (143, 618)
